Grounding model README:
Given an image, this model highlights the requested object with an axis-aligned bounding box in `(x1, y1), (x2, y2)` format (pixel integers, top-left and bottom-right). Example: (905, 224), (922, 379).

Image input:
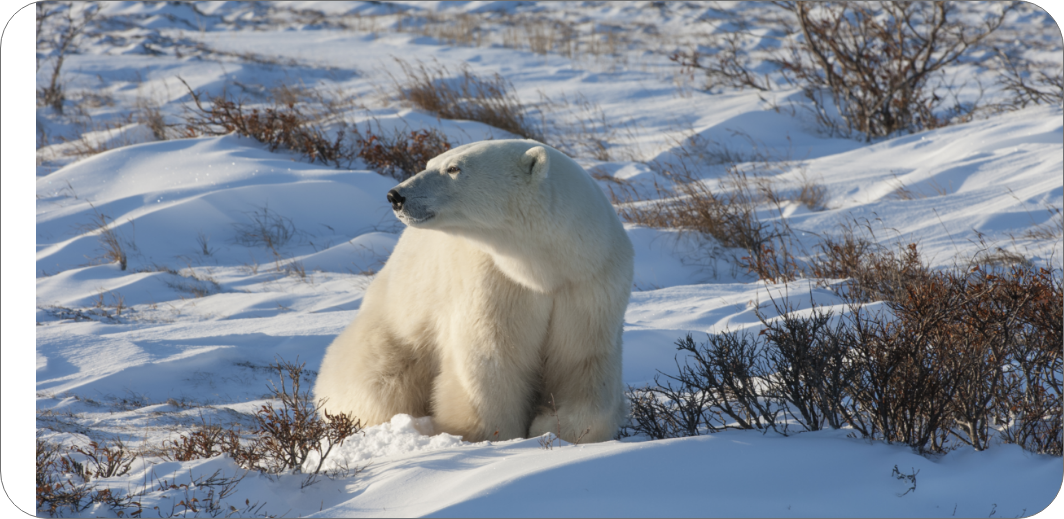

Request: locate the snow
(6, 1), (1064, 517)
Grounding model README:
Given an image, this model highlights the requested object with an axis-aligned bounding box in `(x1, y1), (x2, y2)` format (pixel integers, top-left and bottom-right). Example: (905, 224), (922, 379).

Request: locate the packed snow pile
(302, 414), (467, 474)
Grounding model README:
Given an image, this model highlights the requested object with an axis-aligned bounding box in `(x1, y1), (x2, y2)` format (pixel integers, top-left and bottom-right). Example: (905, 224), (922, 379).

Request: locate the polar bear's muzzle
(388, 186), (437, 225)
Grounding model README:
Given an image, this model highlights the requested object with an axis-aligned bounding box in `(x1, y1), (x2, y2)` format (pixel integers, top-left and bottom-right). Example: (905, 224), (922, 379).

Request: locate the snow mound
(305, 414), (468, 473)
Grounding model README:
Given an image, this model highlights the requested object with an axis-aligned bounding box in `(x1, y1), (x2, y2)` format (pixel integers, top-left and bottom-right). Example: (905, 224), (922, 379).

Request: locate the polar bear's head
(384, 138), (631, 292)
(386, 140), (550, 231)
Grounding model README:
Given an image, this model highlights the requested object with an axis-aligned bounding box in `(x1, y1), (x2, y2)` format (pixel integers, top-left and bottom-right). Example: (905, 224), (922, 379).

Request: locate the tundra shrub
(673, 2), (1028, 140)
(628, 261), (1063, 456)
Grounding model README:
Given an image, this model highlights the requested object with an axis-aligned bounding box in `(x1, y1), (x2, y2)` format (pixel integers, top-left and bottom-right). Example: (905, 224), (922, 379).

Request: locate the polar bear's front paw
(528, 413), (559, 439)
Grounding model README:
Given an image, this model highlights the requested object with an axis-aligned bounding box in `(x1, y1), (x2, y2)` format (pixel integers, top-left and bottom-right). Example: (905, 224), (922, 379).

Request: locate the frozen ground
(6, 1), (1064, 517)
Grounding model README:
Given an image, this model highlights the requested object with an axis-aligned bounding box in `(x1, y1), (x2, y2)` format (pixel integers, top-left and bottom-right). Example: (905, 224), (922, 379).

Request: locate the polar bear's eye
(446, 166), (460, 174)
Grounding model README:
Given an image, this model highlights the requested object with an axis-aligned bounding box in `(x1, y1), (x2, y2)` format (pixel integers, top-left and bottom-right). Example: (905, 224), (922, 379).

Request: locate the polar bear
(314, 140), (633, 443)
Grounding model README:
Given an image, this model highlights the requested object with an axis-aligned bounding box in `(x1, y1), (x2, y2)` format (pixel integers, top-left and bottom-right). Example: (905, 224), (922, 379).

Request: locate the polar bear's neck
(455, 217), (615, 294)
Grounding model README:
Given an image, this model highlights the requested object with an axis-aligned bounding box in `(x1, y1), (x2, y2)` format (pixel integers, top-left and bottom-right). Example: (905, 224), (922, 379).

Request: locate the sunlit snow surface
(30, 1), (1063, 517)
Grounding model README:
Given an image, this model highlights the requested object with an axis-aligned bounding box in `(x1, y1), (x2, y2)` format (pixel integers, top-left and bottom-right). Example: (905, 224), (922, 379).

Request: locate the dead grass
(1023, 206), (1064, 240)
(57, 113), (144, 159)
(232, 204), (300, 251)
(396, 12), (483, 47)
(392, 10), (639, 71)
(612, 130), (816, 282)
(791, 179), (828, 211)
(392, 59), (543, 141)
(77, 204), (132, 270)
(139, 263), (222, 298)
(890, 175), (952, 201)
(91, 290), (126, 317)
(134, 97), (172, 141)
(229, 204), (328, 283)
(536, 91), (641, 162)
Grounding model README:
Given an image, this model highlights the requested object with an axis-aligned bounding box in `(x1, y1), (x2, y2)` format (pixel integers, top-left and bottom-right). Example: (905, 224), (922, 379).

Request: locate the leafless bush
(990, 266), (1063, 455)
(675, 2), (1020, 140)
(775, 1), (1012, 140)
(626, 331), (786, 439)
(392, 59), (543, 141)
(992, 47), (1064, 110)
(36, 438), (87, 516)
(629, 261), (1063, 456)
(615, 162), (800, 283)
(41, 421), (263, 517)
(181, 79), (359, 168)
(150, 469), (259, 518)
(844, 294), (964, 454)
(36, 2), (100, 114)
(809, 223), (933, 304)
(670, 29), (776, 93)
(70, 438), (138, 479)
(162, 422), (244, 462)
(35, 3), (60, 70)
(759, 302), (857, 431)
(37, 469), (92, 516)
(356, 127), (452, 181)
(157, 358), (364, 479)
(37, 437), (145, 517)
(251, 357), (362, 476)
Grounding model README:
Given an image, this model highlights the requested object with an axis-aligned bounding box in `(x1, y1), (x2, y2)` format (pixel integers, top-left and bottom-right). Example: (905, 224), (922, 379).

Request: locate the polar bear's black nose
(387, 189), (405, 211)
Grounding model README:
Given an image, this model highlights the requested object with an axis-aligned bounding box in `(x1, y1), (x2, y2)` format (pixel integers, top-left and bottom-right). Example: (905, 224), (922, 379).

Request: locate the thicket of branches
(672, 1), (1061, 141)
(627, 259), (1063, 456)
(180, 81), (452, 180)
(36, 2), (100, 114)
(38, 358), (363, 516)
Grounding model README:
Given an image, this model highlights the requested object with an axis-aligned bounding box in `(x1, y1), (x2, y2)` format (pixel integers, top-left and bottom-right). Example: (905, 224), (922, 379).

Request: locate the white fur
(314, 140), (634, 443)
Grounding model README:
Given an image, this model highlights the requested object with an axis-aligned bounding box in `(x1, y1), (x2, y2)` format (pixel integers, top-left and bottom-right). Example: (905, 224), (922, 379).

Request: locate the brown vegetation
(357, 127), (452, 181)
(181, 79), (358, 168)
(158, 358), (362, 480)
(671, 2), (1054, 140)
(36, 2), (100, 114)
(626, 260), (1063, 456)
(38, 357), (363, 515)
(78, 204), (132, 271)
(392, 59), (543, 141)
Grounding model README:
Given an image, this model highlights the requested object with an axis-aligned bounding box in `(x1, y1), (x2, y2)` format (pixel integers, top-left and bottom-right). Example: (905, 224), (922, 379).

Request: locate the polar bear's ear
(522, 146), (550, 181)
